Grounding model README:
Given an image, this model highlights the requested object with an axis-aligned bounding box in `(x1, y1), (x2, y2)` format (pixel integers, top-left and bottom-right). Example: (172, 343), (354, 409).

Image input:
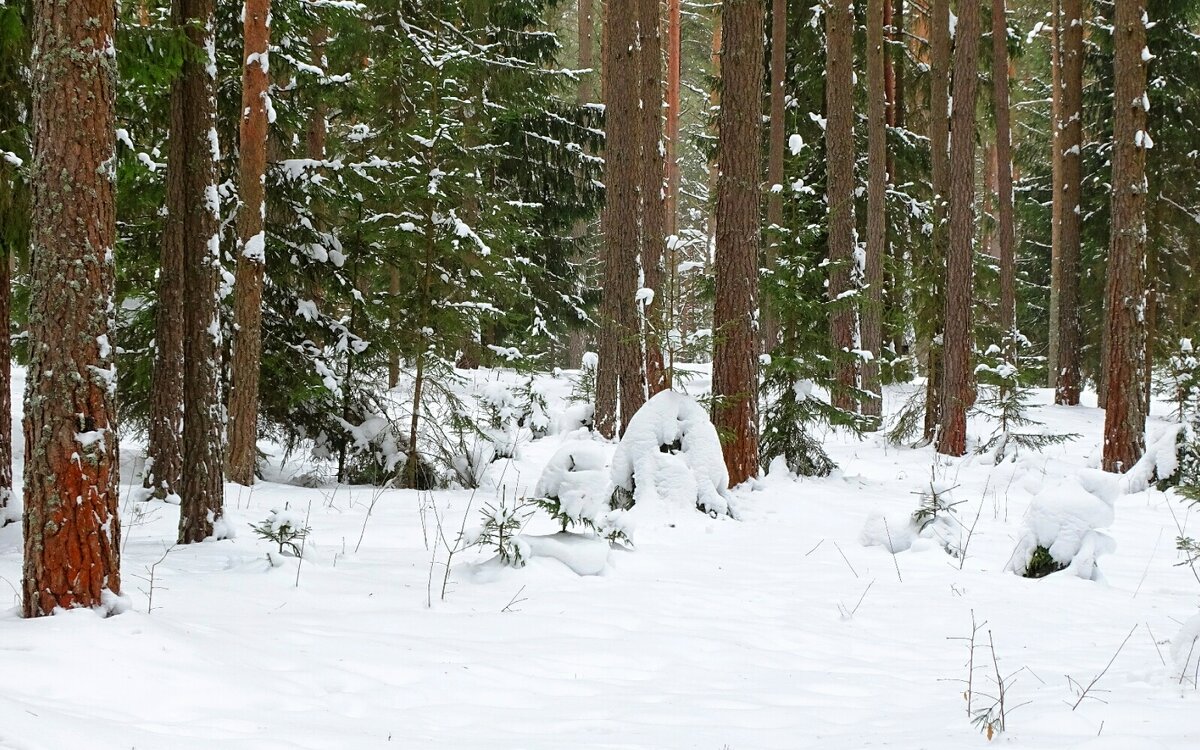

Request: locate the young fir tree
(22, 0), (122, 616)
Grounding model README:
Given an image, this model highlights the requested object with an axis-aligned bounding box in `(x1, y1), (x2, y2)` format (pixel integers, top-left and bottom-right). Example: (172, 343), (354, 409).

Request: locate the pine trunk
(177, 0), (225, 543)
(566, 0), (595, 370)
(1047, 0), (1063, 388)
(1054, 0), (1083, 404)
(762, 0), (787, 354)
(0, 248), (10, 524)
(825, 0), (857, 412)
(861, 0), (886, 421)
(638, 0), (668, 397)
(227, 0), (272, 486)
(596, 0), (645, 438)
(22, 0), (121, 616)
(935, 0), (981, 457)
(711, 0), (763, 486)
(923, 0), (951, 441)
(1101, 0), (1148, 473)
(993, 0), (1016, 351)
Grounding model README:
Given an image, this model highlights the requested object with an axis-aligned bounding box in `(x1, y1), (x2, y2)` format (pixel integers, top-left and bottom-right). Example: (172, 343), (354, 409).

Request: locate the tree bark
(936, 0), (981, 457)
(596, 0), (645, 438)
(923, 0), (951, 441)
(825, 0), (857, 412)
(566, 0), (595, 369)
(1047, 0), (1063, 387)
(1101, 0), (1148, 473)
(862, 0), (886, 421)
(1053, 0), (1083, 404)
(227, 0), (272, 486)
(177, 0), (225, 543)
(638, 0), (668, 397)
(762, 0), (787, 354)
(993, 0), (1016, 355)
(23, 0), (121, 616)
(712, 0), (763, 486)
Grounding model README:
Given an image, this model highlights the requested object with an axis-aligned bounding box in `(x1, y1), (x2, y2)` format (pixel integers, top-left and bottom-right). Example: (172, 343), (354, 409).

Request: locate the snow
(0, 371), (1198, 748)
(609, 389), (731, 521)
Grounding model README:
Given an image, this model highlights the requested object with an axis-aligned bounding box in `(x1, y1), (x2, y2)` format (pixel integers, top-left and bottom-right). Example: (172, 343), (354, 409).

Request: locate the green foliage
(470, 496), (533, 566)
(974, 338), (1077, 461)
(1023, 545), (1067, 579)
(250, 508), (311, 557)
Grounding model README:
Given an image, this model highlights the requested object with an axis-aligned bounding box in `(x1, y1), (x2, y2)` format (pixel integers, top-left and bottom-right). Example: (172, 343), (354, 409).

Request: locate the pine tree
(227, 0), (273, 486)
(1102, 0), (1150, 473)
(638, 0), (668, 397)
(993, 0), (1016, 364)
(825, 0), (857, 412)
(176, 0), (225, 542)
(711, 0), (763, 486)
(861, 0), (887, 423)
(936, 0), (982, 457)
(762, 0), (786, 353)
(597, 0), (645, 438)
(22, 0), (121, 616)
(1052, 0), (1084, 405)
(921, 0), (952, 442)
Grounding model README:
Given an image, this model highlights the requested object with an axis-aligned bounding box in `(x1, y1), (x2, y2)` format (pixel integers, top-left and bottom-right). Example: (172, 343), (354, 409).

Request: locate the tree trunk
(935, 0), (981, 457)
(22, 0), (121, 616)
(227, 0), (272, 486)
(596, 0), (645, 438)
(711, 0), (763, 486)
(1101, 0), (1148, 473)
(993, 0), (1016, 358)
(566, 0), (595, 369)
(762, 0), (787, 354)
(1047, 0), (1063, 388)
(922, 0), (951, 441)
(825, 0), (857, 412)
(0, 240), (10, 524)
(861, 0), (886, 422)
(638, 0), (668, 397)
(1053, 0), (1083, 404)
(177, 0), (225, 544)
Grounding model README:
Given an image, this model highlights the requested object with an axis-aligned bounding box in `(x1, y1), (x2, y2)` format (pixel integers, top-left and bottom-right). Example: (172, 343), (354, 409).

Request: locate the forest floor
(1, 366), (1199, 749)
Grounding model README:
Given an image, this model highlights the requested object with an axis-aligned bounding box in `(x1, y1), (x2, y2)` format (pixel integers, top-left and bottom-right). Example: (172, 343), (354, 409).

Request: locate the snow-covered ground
(2, 367), (1199, 749)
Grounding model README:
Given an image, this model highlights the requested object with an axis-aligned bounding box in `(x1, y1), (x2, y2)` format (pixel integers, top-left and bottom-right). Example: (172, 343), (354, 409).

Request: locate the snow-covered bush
(250, 508), (311, 557)
(1006, 476), (1115, 580)
(610, 390), (731, 517)
(465, 497), (533, 567)
(568, 351), (598, 405)
(334, 413), (439, 488)
(554, 402), (595, 435)
(861, 479), (963, 556)
(533, 442), (629, 544)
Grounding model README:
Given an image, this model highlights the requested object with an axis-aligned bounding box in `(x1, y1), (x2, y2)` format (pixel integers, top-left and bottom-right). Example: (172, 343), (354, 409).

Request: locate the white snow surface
(609, 389), (731, 520)
(1, 369), (1199, 748)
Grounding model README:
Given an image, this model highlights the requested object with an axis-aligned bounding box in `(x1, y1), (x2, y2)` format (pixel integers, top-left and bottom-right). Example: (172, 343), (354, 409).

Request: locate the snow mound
(860, 511), (918, 552)
(610, 390), (731, 517)
(553, 402), (595, 434)
(1006, 475), (1115, 580)
(510, 532), (611, 576)
(1171, 611), (1200, 670)
(535, 442), (613, 527)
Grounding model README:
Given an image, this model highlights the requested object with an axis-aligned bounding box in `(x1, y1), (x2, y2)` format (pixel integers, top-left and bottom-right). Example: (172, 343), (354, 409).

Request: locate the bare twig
(1070, 624), (1137, 709)
(295, 497), (314, 588)
(881, 517), (904, 583)
(833, 541), (859, 579)
(502, 585), (528, 613)
(837, 579), (875, 620)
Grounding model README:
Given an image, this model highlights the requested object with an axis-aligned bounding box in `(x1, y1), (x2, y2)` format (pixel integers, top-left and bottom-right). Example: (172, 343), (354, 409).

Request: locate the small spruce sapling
(250, 507), (312, 557)
(974, 340), (1076, 461)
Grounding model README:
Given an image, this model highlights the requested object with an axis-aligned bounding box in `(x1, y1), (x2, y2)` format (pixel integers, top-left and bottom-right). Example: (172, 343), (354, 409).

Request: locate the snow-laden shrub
(1006, 476), (1115, 580)
(610, 390), (731, 517)
(334, 413), (440, 488)
(553, 402), (594, 435)
(861, 480), (962, 556)
(250, 507), (311, 557)
(533, 441), (630, 543)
